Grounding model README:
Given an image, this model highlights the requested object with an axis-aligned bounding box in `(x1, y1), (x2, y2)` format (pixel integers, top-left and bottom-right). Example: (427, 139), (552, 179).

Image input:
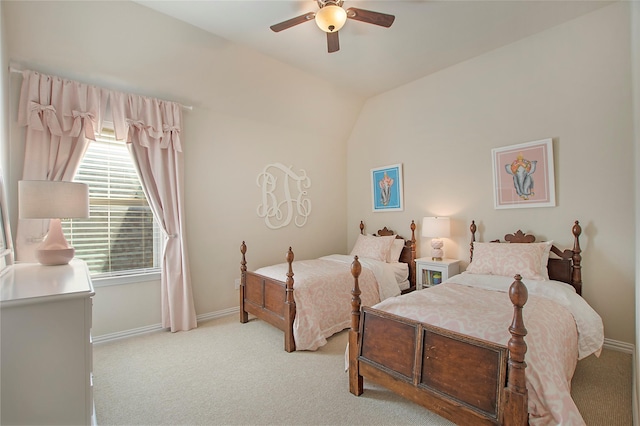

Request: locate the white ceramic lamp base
(36, 218), (75, 266)
(430, 238), (444, 261)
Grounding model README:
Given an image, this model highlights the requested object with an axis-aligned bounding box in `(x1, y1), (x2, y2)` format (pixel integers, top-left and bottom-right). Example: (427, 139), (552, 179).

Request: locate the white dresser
(0, 259), (95, 425)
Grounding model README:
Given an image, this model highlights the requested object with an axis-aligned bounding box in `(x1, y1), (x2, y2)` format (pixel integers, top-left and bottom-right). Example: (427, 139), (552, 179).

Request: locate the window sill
(92, 271), (161, 287)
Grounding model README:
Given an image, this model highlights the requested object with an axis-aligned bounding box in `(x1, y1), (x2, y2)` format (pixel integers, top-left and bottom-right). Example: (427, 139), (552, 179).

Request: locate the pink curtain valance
(17, 70), (183, 152)
(111, 91), (182, 152)
(18, 71), (102, 140)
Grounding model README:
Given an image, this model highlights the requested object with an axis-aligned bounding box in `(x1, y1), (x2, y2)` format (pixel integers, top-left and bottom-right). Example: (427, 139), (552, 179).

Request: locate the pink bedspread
(372, 276), (603, 426)
(255, 256), (384, 351)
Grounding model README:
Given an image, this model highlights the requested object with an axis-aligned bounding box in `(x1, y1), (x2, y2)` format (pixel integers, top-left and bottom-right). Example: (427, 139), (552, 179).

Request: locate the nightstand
(415, 257), (460, 290)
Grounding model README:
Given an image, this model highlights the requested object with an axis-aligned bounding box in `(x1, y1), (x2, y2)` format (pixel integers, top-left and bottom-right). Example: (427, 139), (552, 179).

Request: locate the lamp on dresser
(18, 180), (89, 266)
(422, 216), (450, 261)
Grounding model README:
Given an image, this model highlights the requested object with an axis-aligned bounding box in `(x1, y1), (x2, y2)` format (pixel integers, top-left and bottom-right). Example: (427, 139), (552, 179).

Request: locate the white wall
(348, 2), (635, 345)
(3, 0), (364, 337)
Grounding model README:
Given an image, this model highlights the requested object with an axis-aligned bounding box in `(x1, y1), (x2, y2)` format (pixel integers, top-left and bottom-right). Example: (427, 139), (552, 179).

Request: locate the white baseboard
(196, 306), (239, 323)
(93, 323), (168, 344)
(603, 338), (635, 354)
(93, 307), (239, 344)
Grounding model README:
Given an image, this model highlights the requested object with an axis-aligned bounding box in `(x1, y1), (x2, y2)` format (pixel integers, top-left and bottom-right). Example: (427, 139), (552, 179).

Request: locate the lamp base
(36, 218), (76, 265)
(430, 238), (444, 261)
(36, 247), (75, 266)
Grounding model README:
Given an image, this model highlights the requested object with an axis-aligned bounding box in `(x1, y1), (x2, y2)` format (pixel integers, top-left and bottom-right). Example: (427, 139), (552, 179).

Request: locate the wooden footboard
(349, 256), (528, 425)
(240, 242), (296, 352)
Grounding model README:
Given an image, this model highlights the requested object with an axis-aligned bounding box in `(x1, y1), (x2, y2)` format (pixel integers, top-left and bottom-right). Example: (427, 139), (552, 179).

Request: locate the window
(63, 129), (161, 278)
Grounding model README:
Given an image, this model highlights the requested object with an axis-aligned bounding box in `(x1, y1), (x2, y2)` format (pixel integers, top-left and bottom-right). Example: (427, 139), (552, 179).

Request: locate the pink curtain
(16, 70), (99, 261)
(112, 92), (196, 332)
(16, 70), (197, 332)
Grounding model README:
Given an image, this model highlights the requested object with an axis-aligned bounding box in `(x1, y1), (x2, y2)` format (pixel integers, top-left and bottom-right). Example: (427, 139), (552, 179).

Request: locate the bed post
(503, 274), (529, 426)
(240, 241), (248, 324)
(409, 220), (417, 286)
(349, 256), (364, 396)
(470, 220), (476, 262)
(284, 247), (296, 352)
(360, 220), (365, 234)
(571, 220), (582, 295)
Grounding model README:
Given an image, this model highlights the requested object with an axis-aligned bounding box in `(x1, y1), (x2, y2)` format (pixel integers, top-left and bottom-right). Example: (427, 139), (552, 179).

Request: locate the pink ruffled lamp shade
(19, 180), (89, 266)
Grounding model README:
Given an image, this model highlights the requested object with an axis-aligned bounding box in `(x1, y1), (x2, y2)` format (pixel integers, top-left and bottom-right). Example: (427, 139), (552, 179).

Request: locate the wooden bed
(240, 221), (417, 352)
(348, 220), (585, 425)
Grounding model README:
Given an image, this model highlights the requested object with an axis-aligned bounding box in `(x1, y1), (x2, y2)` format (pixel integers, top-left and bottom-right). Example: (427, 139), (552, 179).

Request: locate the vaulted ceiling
(135, 0), (613, 98)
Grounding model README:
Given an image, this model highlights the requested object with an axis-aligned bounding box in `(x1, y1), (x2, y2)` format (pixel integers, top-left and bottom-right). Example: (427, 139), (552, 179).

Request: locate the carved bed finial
(349, 255), (364, 396)
(505, 274), (529, 424)
(285, 247), (295, 304)
(351, 256), (362, 332)
(240, 241), (247, 270)
(284, 247), (296, 352)
(571, 221), (582, 293)
(240, 241), (248, 323)
(470, 220), (476, 262)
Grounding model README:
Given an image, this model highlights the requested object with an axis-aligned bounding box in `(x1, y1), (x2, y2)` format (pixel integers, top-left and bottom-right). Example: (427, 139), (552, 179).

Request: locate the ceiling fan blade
(346, 7), (395, 28)
(327, 31), (340, 53)
(270, 12), (315, 32)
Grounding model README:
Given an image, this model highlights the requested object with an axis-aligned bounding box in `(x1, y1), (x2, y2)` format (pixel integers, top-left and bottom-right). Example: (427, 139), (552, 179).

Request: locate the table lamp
(19, 180), (89, 265)
(422, 216), (450, 261)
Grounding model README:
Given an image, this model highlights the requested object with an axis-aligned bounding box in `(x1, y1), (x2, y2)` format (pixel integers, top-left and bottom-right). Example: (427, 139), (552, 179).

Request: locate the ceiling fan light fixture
(315, 5), (347, 33)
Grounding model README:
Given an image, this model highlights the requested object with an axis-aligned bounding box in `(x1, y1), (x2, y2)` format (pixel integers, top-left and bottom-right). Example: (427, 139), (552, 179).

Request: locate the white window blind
(63, 130), (161, 277)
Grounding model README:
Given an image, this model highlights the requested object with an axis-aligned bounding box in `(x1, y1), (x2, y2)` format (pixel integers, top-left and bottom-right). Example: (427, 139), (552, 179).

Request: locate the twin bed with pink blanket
(348, 220), (603, 425)
(239, 221), (417, 352)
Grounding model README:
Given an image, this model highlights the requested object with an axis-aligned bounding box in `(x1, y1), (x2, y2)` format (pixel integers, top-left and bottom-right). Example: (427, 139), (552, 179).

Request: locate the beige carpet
(571, 347), (633, 425)
(93, 315), (632, 425)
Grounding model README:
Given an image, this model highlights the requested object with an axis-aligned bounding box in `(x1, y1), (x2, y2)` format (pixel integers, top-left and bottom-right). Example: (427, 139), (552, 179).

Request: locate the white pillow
(386, 238), (405, 263)
(350, 234), (396, 262)
(466, 241), (553, 281)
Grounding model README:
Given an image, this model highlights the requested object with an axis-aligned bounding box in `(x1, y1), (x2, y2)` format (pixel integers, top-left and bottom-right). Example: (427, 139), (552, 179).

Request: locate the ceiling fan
(270, 0), (395, 53)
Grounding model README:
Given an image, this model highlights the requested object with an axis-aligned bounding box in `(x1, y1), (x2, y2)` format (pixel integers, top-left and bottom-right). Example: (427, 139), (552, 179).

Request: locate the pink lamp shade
(19, 180), (89, 265)
(422, 217), (451, 261)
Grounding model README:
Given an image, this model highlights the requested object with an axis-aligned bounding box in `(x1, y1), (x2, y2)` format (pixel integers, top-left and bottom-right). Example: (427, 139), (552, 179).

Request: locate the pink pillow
(350, 234), (396, 262)
(467, 242), (552, 280)
(386, 238), (405, 263)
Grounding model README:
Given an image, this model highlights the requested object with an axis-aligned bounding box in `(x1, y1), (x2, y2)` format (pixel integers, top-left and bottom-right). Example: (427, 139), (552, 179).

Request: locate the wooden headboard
(359, 220), (417, 291)
(469, 220), (583, 295)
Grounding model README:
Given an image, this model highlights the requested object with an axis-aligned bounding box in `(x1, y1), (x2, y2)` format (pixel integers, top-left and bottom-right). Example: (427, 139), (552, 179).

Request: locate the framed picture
(492, 138), (556, 209)
(371, 163), (404, 212)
